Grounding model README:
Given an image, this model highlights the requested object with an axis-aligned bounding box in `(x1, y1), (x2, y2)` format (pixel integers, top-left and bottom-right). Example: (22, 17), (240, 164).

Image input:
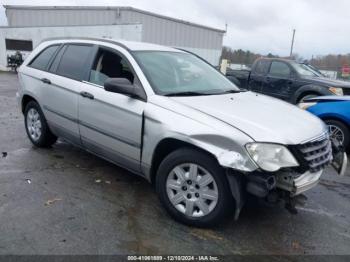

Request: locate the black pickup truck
(226, 58), (350, 104)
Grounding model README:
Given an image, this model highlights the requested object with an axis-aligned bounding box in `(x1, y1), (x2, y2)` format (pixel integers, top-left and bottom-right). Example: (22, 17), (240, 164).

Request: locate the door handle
(41, 78), (51, 84)
(80, 91), (94, 100)
(266, 77), (270, 82)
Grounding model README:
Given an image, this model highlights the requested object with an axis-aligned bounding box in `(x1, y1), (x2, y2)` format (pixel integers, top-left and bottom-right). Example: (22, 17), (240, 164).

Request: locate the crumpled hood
(169, 92), (326, 145)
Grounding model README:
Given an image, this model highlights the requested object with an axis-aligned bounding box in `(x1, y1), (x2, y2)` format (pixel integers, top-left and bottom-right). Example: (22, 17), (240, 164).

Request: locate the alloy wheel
(166, 163), (218, 217)
(26, 108), (42, 141)
(328, 124), (345, 144)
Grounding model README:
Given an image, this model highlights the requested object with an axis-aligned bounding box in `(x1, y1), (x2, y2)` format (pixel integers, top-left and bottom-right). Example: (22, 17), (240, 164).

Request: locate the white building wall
(4, 6), (225, 65)
(120, 9), (223, 65)
(120, 9), (223, 49)
(0, 24), (142, 70)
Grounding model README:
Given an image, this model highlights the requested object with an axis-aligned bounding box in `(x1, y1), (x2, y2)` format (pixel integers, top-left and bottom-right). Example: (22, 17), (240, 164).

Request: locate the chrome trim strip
(302, 131), (329, 144)
(82, 80), (103, 89)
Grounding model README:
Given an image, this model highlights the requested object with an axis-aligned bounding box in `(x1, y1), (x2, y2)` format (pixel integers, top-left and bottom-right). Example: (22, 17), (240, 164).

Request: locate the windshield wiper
(164, 89), (246, 97)
(220, 89), (246, 94)
(164, 91), (210, 97)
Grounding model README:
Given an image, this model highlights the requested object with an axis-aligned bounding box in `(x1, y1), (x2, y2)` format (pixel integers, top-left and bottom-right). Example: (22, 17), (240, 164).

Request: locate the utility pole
(290, 29), (296, 58)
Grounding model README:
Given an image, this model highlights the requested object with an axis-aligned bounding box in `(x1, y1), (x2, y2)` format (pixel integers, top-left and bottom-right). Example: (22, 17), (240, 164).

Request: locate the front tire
(156, 148), (235, 227)
(24, 101), (57, 147)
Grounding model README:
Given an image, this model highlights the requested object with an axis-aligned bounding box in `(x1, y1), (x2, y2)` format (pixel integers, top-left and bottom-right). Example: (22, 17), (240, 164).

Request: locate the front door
(261, 61), (294, 101)
(78, 47), (146, 173)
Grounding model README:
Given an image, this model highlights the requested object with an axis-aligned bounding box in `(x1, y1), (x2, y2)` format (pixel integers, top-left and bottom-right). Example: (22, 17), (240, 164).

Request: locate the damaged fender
(140, 100), (258, 181)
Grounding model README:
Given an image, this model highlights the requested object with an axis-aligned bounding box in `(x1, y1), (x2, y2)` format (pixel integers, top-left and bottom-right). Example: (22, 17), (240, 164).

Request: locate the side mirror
(104, 78), (139, 98)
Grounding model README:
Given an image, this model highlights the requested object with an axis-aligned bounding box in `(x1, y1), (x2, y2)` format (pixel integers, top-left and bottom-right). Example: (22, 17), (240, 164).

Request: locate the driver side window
(89, 48), (134, 86)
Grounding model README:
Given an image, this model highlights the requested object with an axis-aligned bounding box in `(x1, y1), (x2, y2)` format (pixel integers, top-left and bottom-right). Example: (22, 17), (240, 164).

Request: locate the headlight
(329, 87), (343, 96)
(298, 102), (316, 110)
(246, 143), (299, 172)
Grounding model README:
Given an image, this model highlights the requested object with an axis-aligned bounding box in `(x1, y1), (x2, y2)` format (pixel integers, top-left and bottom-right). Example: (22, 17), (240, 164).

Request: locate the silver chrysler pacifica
(17, 38), (347, 227)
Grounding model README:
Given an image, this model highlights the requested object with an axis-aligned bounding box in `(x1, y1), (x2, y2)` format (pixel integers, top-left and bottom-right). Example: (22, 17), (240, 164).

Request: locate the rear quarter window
(55, 44), (93, 81)
(29, 45), (59, 71)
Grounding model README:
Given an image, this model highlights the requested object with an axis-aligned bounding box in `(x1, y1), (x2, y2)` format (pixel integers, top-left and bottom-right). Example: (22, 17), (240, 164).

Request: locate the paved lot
(0, 72), (350, 255)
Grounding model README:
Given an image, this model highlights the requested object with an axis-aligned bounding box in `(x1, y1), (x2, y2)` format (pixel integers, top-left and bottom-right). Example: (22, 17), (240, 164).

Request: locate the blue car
(302, 96), (350, 150)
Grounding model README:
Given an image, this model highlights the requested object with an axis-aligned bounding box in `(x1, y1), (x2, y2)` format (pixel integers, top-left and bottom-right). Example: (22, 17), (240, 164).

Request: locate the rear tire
(325, 119), (349, 150)
(155, 148), (235, 227)
(24, 101), (57, 147)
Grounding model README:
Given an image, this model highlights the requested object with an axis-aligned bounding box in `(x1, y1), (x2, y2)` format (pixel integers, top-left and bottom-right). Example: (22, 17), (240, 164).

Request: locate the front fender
(141, 102), (257, 181)
(292, 84), (332, 104)
(186, 134), (257, 171)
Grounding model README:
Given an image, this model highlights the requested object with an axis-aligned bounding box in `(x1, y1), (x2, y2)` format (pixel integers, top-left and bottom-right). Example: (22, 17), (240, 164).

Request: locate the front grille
(296, 135), (332, 173)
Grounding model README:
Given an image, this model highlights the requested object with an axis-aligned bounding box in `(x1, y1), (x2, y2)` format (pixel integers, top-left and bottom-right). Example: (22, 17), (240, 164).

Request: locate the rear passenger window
(56, 44), (93, 81)
(29, 45), (59, 71)
(269, 61), (291, 77)
(254, 60), (269, 75)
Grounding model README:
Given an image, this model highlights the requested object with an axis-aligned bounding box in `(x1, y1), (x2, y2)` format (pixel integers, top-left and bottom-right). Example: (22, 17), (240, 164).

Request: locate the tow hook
(331, 138), (348, 176)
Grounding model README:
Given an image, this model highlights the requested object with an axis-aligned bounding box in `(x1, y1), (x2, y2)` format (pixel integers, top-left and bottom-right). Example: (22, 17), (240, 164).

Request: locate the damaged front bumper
(243, 137), (348, 198)
(227, 136), (348, 219)
(278, 134), (347, 192)
(276, 170), (323, 196)
(274, 139), (347, 196)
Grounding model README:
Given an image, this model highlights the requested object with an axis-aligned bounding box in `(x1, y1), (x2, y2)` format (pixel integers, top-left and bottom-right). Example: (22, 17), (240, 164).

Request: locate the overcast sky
(1, 0), (349, 58)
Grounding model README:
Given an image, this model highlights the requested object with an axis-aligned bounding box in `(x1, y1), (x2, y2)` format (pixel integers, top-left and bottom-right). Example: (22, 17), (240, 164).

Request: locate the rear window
(29, 45), (59, 71)
(56, 44), (93, 81)
(254, 60), (269, 74)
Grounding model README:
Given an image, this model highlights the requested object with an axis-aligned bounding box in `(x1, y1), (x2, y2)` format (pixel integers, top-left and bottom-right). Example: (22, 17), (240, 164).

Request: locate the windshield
(133, 51), (240, 96)
(292, 62), (323, 77)
(304, 64), (325, 77)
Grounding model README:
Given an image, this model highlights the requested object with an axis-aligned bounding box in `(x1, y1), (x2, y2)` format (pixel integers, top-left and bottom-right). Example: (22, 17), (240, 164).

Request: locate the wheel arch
(21, 94), (39, 114)
(293, 84), (331, 104)
(149, 137), (218, 185)
(149, 137), (245, 220)
(320, 114), (350, 130)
